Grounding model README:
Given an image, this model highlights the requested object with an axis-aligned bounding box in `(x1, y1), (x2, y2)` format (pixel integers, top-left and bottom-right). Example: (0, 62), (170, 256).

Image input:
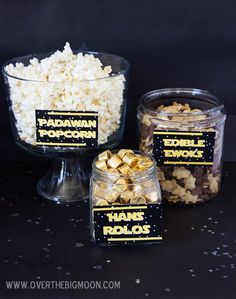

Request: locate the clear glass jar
(2, 51), (130, 203)
(90, 150), (162, 245)
(137, 88), (226, 205)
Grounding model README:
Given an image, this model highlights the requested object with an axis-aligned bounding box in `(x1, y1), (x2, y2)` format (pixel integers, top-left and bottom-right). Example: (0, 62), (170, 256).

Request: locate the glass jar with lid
(90, 149), (162, 245)
(137, 88), (226, 205)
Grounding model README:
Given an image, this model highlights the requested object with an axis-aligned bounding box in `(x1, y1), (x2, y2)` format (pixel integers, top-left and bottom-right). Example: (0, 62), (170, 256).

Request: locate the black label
(93, 204), (162, 245)
(35, 110), (98, 147)
(153, 130), (216, 166)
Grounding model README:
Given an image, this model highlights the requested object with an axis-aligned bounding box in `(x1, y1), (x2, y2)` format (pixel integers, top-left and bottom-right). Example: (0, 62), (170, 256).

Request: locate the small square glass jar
(137, 88), (226, 206)
(90, 150), (162, 245)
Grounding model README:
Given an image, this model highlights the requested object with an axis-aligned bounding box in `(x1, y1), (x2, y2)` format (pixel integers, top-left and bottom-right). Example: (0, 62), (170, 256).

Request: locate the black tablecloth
(0, 161), (235, 299)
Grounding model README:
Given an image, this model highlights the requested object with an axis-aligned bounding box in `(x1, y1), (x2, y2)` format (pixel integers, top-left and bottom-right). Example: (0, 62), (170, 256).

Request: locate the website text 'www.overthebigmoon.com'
(5, 280), (121, 290)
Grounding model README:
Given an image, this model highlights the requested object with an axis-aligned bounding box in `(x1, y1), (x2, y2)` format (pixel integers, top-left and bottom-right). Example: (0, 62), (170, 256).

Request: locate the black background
(0, 3), (236, 299)
(0, 0), (235, 159)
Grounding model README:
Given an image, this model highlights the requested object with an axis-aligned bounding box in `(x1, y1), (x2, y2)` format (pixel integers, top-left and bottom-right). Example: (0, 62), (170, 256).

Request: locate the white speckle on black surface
(93, 265), (102, 270)
(0, 161), (235, 298)
(11, 213), (20, 217)
(221, 264), (226, 268)
(75, 242), (84, 248)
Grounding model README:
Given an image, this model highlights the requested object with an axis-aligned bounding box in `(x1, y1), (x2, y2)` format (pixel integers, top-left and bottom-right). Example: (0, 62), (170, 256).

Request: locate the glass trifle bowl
(2, 43), (130, 203)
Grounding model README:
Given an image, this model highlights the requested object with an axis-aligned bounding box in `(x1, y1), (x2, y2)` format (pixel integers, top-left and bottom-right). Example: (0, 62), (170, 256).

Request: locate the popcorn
(5, 43), (125, 146)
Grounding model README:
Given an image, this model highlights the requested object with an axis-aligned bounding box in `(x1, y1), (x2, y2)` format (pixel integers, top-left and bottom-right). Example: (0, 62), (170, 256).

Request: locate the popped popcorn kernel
(5, 43), (126, 146)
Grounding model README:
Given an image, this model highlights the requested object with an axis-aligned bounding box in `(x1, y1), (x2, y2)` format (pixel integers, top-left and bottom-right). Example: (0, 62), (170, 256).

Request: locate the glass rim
(139, 88), (224, 116)
(1, 50), (130, 84)
(92, 149), (157, 181)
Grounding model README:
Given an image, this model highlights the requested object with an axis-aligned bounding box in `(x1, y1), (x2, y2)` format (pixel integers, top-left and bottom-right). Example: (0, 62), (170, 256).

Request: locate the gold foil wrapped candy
(104, 191), (120, 203)
(115, 178), (128, 193)
(120, 190), (135, 203)
(98, 150), (112, 161)
(122, 153), (138, 167)
(130, 196), (146, 204)
(117, 149), (134, 159)
(107, 155), (123, 169)
(96, 199), (109, 206)
(93, 184), (104, 199)
(93, 149), (161, 206)
(145, 192), (158, 203)
(137, 156), (154, 170)
(118, 164), (131, 174)
(96, 159), (107, 171)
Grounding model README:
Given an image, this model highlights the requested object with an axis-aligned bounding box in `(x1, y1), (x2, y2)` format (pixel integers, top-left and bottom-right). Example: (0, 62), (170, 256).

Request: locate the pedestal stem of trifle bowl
(2, 44), (130, 204)
(37, 157), (89, 203)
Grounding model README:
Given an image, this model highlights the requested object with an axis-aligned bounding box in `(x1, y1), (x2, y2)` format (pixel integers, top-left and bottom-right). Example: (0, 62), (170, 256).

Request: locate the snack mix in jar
(90, 149), (162, 245)
(137, 88), (226, 205)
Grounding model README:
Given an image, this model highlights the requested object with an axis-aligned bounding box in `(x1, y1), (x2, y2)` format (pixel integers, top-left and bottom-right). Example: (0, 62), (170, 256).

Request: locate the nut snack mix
(90, 149), (162, 245)
(137, 88), (226, 205)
